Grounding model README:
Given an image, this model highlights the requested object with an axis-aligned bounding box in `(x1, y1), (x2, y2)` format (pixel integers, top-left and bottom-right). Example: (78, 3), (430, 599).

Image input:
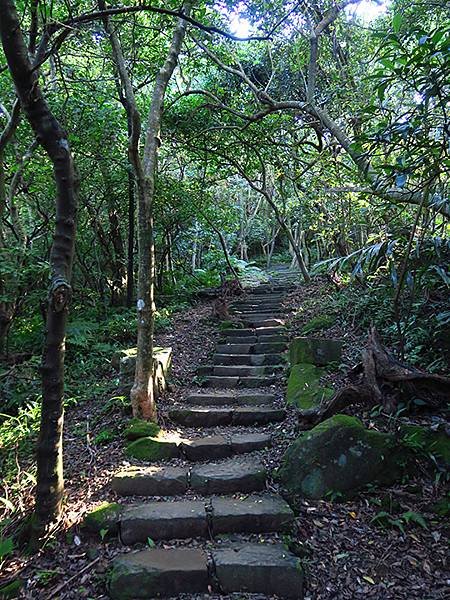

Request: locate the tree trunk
(100, 0), (191, 419)
(0, 0), (78, 529)
(126, 117), (135, 308)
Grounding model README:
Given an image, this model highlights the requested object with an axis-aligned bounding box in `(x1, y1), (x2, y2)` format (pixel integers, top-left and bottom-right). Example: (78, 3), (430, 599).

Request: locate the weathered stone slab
(184, 392), (275, 406)
(235, 376), (278, 388)
(211, 495), (294, 534)
(204, 376), (240, 388)
(169, 407), (233, 427)
(213, 354), (283, 366)
(191, 459), (266, 494)
(289, 337), (343, 366)
(109, 548), (208, 599)
(221, 329), (256, 337)
(220, 336), (258, 344)
(112, 466), (188, 497)
(243, 318), (286, 328)
(213, 365), (272, 377)
(213, 543), (303, 599)
(257, 334), (287, 343)
(181, 435), (231, 461)
(120, 501), (207, 543)
(232, 407), (285, 426)
(286, 363), (334, 411)
(254, 342), (287, 353)
(231, 433), (271, 454)
(216, 343), (253, 354)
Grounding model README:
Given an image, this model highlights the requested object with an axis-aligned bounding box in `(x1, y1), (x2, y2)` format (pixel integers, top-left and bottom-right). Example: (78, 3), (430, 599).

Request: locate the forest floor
(1, 276), (448, 600)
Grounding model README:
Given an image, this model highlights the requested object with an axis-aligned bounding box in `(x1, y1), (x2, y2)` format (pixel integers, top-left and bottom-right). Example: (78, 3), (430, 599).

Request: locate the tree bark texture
(0, 0), (78, 527)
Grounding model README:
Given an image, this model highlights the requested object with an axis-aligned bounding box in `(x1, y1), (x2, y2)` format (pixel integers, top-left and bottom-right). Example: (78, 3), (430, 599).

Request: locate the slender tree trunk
(101, 0), (191, 419)
(0, 0), (78, 529)
(126, 118), (135, 308)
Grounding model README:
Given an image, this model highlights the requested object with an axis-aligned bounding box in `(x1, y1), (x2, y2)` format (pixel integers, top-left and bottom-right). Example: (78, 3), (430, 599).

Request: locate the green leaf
(147, 537), (156, 548)
(0, 537), (14, 559)
(392, 13), (402, 33)
(380, 58), (395, 70)
(402, 511), (428, 529)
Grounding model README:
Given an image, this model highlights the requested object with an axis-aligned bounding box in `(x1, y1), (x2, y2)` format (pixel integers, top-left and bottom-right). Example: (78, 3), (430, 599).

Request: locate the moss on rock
(289, 337), (343, 367)
(277, 415), (411, 499)
(286, 363), (334, 410)
(124, 419), (160, 441)
(125, 436), (180, 460)
(83, 502), (122, 534)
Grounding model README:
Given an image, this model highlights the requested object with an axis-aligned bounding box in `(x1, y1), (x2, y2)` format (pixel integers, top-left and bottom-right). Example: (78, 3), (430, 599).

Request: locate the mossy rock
(286, 363), (334, 411)
(83, 502), (122, 535)
(289, 337), (343, 367)
(125, 436), (180, 460)
(277, 415), (411, 500)
(124, 419), (160, 441)
(400, 424), (450, 465)
(301, 314), (335, 335)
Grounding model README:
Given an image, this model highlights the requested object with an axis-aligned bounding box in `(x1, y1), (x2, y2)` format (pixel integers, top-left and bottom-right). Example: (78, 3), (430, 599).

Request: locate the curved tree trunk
(0, 0), (78, 529)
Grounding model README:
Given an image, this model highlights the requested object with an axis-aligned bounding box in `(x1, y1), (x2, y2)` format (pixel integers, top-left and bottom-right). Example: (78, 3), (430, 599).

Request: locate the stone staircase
(106, 269), (304, 599)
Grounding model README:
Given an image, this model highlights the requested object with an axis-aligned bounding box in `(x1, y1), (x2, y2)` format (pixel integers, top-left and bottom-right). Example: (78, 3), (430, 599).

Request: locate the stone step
(183, 432), (271, 460)
(232, 311), (284, 317)
(213, 353), (284, 366)
(204, 375), (278, 388)
(216, 342), (287, 354)
(231, 301), (283, 309)
(221, 326), (285, 337)
(112, 466), (188, 496)
(108, 543), (303, 599)
(112, 458), (266, 497)
(212, 364), (284, 377)
(190, 458), (266, 494)
(169, 406), (285, 427)
(119, 494), (294, 543)
(108, 548), (208, 599)
(220, 335), (287, 344)
(184, 391), (275, 406)
(251, 288), (292, 295)
(241, 319), (286, 329)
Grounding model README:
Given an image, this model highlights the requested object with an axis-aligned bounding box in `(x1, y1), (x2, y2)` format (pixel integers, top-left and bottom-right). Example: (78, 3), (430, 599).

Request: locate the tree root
(306, 327), (450, 426)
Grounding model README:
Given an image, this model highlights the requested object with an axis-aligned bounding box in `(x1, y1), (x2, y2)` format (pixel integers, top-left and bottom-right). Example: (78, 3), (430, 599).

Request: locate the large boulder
(277, 415), (410, 499)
